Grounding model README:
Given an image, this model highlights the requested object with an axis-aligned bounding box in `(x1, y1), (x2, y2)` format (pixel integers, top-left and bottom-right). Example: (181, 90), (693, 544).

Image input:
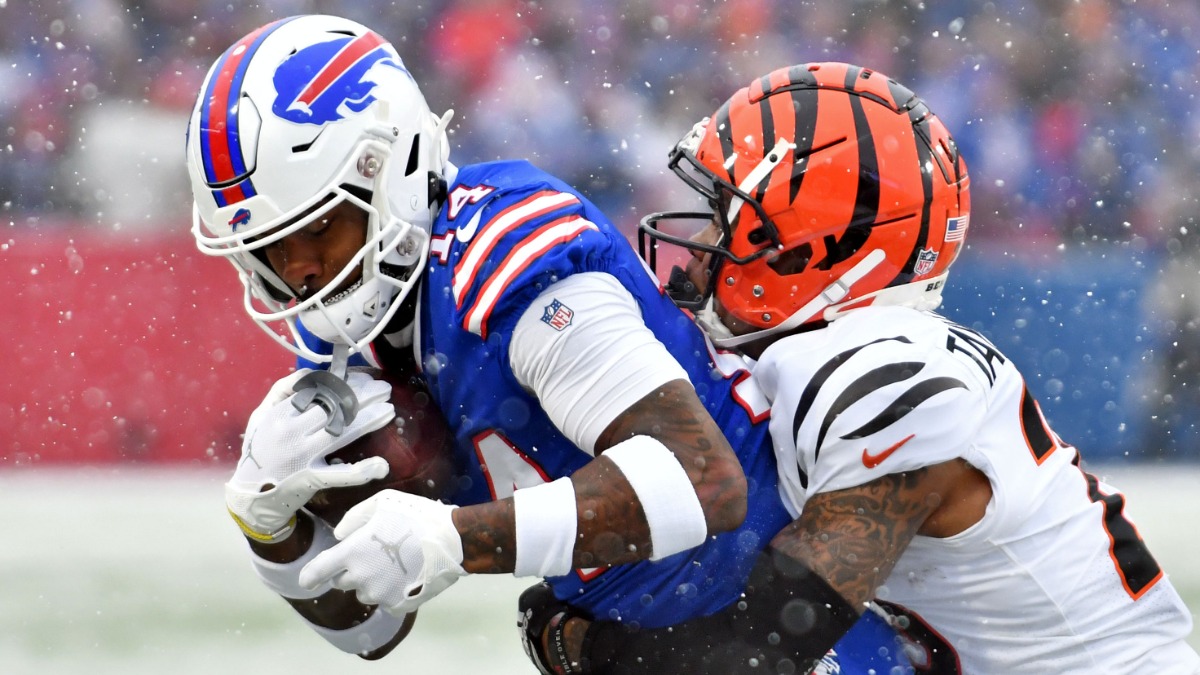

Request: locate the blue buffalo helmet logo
(271, 32), (410, 126)
(228, 207), (252, 230)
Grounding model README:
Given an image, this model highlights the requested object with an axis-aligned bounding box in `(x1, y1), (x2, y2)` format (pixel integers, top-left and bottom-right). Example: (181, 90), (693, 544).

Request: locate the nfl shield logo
(541, 299), (574, 331)
(914, 248), (939, 276)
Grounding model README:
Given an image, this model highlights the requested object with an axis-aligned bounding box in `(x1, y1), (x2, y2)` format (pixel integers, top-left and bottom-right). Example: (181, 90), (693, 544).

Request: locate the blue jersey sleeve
(439, 162), (634, 343)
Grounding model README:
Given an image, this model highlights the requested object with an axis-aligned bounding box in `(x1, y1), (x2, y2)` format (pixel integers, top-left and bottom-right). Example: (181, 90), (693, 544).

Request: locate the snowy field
(1, 464), (1198, 674)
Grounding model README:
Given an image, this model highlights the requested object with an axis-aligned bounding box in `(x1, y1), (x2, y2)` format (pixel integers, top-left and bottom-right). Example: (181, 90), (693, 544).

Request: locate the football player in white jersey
(538, 63), (1200, 673)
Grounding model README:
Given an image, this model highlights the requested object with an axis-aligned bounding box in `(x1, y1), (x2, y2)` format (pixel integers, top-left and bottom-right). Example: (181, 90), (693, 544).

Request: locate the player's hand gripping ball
(306, 369), (456, 526)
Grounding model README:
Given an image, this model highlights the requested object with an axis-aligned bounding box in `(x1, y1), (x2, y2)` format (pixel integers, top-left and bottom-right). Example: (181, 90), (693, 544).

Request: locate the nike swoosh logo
(862, 433), (916, 469)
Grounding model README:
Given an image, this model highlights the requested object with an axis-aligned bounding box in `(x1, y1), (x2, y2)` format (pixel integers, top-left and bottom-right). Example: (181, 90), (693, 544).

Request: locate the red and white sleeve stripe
(452, 190), (580, 308)
(463, 215), (599, 337)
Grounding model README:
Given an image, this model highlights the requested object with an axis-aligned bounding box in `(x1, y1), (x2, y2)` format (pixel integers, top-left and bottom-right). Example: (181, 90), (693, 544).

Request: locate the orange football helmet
(639, 62), (970, 347)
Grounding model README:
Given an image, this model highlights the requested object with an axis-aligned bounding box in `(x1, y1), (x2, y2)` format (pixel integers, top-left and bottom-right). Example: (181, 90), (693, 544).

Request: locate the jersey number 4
(471, 430), (605, 580)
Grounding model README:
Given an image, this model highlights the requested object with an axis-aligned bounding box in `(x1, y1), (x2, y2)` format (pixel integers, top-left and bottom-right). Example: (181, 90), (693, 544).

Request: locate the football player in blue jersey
(185, 16), (912, 672)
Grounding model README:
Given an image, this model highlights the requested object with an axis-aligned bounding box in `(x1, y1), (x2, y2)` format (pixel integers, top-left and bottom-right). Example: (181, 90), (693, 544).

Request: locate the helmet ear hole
(747, 227), (770, 246)
(403, 133), (420, 176)
(767, 242), (813, 277)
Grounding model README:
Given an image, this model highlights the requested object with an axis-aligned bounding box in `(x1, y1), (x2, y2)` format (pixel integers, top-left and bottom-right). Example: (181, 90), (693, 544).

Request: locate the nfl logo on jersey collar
(541, 299), (573, 331)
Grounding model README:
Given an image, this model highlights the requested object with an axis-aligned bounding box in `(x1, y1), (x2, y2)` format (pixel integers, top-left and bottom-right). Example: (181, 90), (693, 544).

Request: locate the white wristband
(602, 436), (707, 560)
(306, 607), (409, 655)
(513, 477), (578, 578)
(249, 512), (337, 599)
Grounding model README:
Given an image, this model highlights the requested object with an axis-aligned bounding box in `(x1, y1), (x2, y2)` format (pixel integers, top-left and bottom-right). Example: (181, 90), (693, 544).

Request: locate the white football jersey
(756, 305), (1199, 673)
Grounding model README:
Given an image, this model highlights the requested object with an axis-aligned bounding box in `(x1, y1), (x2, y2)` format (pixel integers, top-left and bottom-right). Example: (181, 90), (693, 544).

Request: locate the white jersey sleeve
(507, 271), (689, 455)
(755, 305), (1200, 673)
(758, 307), (989, 508)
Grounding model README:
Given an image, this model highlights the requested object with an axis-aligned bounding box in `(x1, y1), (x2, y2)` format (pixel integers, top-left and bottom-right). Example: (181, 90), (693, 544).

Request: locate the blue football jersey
(414, 160), (789, 627)
(294, 160), (911, 671)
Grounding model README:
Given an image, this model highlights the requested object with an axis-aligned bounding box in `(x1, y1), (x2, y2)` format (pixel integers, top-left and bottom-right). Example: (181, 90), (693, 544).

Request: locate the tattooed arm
(771, 458), (990, 610)
(536, 459), (991, 673)
(454, 378), (747, 573)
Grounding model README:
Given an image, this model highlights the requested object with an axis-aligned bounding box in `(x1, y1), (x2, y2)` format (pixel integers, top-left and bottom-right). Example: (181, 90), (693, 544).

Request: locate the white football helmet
(186, 15), (452, 362)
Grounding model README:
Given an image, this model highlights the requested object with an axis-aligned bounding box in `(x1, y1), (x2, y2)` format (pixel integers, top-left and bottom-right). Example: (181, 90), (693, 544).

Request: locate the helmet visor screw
(357, 154), (381, 178)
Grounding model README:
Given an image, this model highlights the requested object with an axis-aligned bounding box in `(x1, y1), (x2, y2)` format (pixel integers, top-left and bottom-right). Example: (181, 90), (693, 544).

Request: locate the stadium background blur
(2, 1), (1198, 672)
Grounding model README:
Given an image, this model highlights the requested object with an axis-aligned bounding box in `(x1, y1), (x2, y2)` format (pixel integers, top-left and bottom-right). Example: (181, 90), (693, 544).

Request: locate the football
(306, 368), (457, 526)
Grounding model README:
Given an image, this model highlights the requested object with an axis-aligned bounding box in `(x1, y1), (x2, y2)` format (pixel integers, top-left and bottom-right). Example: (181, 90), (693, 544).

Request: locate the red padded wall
(2, 227), (292, 465)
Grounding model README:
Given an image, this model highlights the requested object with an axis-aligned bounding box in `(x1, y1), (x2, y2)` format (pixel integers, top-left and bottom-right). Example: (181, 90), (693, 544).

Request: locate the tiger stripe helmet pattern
(642, 62), (970, 340)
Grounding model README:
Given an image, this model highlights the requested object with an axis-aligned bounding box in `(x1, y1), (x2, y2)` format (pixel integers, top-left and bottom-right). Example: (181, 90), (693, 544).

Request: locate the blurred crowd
(2, 0), (1197, 244)
(3, 0), (1200, 457)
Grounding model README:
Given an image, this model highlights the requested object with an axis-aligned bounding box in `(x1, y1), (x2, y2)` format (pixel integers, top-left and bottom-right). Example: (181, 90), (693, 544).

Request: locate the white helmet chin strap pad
(823, 271), (948, 322)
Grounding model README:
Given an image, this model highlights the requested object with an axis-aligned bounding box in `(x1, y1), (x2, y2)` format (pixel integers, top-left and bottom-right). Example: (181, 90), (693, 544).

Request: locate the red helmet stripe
(198, 18), (293, 207)
(767, 66), (795, 92)
(200, 20), (282, 186)
(218, 183), (251, 205)
(202, 32), (260, 185)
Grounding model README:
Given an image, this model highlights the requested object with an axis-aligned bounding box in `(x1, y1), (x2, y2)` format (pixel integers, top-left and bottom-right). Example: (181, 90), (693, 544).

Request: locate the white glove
(227, 368), (394, 543)
(298, 489), (467, 616)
